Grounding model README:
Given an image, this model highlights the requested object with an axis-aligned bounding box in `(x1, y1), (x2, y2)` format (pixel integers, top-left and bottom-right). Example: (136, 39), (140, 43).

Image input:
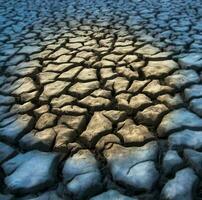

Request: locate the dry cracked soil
(0, 0), (202, 199)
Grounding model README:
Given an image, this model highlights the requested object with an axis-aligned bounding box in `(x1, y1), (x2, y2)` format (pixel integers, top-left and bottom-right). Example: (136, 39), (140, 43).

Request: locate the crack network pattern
(0, 0), (202, 199)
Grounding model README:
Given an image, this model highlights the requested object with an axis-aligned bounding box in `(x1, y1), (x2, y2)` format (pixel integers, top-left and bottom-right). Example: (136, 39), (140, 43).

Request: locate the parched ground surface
(0, 0), (202, 199)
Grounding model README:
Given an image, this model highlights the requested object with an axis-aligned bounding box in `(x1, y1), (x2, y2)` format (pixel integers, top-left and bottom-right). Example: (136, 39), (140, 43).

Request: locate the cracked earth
(0, 0), (202, 199)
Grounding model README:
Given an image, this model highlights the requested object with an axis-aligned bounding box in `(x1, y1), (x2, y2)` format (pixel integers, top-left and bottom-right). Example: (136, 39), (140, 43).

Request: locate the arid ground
(0, 0), (202, 199)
